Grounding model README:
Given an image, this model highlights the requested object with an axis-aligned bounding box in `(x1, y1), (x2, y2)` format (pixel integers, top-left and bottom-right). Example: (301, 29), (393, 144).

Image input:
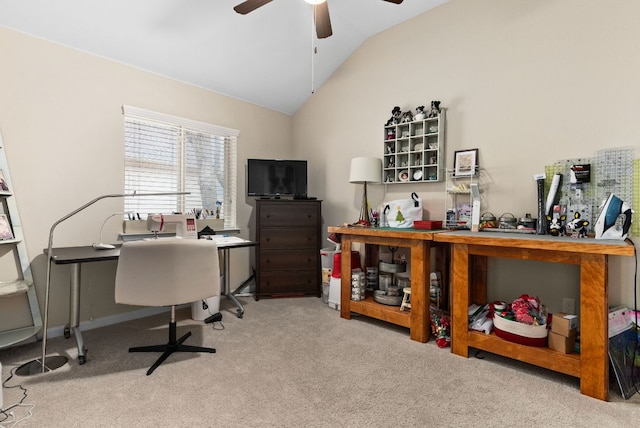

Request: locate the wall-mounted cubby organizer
(383, 111), (445, 184)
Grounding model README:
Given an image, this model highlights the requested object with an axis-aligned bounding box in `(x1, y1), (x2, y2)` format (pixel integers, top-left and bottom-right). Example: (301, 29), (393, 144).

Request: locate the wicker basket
(493, 313), (548, 347)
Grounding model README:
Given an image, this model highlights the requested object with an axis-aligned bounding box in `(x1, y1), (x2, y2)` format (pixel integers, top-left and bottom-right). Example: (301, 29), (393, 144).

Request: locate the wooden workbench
(327, 226), (446, 343)
(433, 230), (635, 401)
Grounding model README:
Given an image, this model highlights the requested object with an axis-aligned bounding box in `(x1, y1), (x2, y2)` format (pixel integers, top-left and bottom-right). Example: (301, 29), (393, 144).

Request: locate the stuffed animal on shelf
(413, 105), (426, 121)
(428, 100), (441, 118)
(546, 214), (566, 236)
(386, 106), (402, 126)
(566, 212), (589, 238)
(400, 110), (413, 124)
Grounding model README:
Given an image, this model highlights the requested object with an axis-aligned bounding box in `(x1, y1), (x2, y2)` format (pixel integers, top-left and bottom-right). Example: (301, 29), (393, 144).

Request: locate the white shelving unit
(383, 111), (445, 184)
(0, 137), (43, 350)
(444, 168), (480, 229)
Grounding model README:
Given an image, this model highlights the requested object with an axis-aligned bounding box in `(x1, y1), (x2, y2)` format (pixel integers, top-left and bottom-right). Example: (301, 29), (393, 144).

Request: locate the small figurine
(386, 106), (402, 126)
(566, 212), (589, 238)
(413, 105), (426, 121)
(546, 214), (566, 236)
(431, 311), (451, 348)
(400, 110), (413, 123)
(387, 128), (395, 140)
(428, 100), (441, 118)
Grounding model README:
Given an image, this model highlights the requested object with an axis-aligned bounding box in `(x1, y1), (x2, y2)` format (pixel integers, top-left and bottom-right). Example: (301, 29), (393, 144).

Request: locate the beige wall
(293, 0), (640, 313)
(0, 27), (293, 329)
(2, 0), (640, 333)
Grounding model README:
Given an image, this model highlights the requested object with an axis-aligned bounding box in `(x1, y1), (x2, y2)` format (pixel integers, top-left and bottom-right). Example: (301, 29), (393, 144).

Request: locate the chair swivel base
(130, 327), (216, 376)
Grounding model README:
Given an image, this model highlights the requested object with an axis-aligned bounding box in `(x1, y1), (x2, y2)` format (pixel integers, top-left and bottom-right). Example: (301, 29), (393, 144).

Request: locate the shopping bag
(383, 192), (423, 228)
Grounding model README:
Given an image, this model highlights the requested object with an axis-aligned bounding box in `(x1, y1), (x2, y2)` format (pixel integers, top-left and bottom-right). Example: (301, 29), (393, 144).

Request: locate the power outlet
(562, 297), (576, 314)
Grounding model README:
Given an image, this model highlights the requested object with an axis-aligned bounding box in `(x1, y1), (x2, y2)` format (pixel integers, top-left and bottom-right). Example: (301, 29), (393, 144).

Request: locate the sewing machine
(146, 213), (198, 239)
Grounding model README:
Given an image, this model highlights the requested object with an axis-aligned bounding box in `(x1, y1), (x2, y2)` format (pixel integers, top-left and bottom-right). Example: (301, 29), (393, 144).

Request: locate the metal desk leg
(66, 263), (87, 365)
(222, 248), (245, 318)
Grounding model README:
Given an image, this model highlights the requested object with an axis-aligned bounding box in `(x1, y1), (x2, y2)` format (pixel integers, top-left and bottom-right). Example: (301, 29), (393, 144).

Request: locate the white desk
(46, 237), (257, 365)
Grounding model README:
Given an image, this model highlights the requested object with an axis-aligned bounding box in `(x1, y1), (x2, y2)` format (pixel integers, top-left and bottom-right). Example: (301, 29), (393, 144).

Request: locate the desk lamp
(349, 157), (382, 226)
(93, 211), (133, 250)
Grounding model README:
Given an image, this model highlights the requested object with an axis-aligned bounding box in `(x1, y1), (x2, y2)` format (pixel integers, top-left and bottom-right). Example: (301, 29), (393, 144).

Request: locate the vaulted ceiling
(0, 0), (448, 115)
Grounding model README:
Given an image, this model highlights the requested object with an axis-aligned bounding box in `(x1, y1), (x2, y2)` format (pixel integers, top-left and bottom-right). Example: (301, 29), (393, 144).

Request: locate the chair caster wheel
(78, 354), (87, 365)
(64, 327), (71, 338)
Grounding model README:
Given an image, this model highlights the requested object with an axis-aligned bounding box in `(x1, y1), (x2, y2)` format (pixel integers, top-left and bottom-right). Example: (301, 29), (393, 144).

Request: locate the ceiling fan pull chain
(311, 9), (316, 94)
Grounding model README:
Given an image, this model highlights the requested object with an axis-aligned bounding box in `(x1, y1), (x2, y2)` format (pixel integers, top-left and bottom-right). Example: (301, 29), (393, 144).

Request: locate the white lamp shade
(349, 157), (382, 184)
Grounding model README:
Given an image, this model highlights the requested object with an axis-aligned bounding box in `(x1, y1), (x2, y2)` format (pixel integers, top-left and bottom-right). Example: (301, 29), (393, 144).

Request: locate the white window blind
(122, 105), (239, 229)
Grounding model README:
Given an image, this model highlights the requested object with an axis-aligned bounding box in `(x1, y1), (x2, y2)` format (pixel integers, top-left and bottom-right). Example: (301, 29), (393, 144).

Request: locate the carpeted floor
(1, 296), (640, 427)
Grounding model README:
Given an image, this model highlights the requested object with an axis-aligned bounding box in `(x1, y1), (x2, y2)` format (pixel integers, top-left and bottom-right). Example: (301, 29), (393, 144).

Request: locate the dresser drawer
(259, 250), (318, 271)
(259, 228), (318, 249)
(258, 203), (319, 227)
(258, 271), (319, 295)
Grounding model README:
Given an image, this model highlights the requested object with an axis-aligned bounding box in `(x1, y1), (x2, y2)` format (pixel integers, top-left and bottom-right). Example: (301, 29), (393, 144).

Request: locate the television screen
(247, 159), (308, 197)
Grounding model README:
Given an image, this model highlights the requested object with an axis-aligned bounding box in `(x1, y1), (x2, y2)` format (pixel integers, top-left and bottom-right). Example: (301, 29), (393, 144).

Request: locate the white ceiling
(0, 0), (447, 115)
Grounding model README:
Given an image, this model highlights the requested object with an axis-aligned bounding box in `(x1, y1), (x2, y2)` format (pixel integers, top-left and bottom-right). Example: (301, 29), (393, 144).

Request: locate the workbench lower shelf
(467, 330), (581, 378)
(349, 295), (411, 328)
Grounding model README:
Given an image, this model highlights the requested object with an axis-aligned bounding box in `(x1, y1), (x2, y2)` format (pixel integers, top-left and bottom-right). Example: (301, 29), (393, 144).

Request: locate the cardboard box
(551, 312), (578, 337)
(548, 330), (577, 353)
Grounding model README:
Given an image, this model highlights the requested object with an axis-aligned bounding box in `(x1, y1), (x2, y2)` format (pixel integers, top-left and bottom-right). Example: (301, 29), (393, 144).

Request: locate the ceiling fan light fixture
(304, 0), (326, 5)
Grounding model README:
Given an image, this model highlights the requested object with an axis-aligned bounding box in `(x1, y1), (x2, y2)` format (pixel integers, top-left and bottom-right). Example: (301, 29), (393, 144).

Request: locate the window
(122, 105), (239, 229)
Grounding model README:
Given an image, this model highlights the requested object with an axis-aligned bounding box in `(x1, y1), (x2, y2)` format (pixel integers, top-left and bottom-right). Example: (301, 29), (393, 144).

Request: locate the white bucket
(320, 247), (338, 270)
(191, 295), (221, 321)
(328, 276), (341, 310)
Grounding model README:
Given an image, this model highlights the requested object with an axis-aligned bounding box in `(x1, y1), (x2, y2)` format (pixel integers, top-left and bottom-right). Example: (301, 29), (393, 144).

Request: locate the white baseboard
(46, 306), (179, 339)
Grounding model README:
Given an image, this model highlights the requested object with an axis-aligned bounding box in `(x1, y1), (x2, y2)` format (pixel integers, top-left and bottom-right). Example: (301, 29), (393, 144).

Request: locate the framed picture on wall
(454, 149), (479, 177)
(0, 214), (14, 240)
(0, 169), (9, 192)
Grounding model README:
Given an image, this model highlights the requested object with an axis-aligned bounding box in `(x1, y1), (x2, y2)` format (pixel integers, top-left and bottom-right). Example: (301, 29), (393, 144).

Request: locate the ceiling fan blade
(234, 0), (273, 15)
(314, 2), (333, 39)
(383, 0), (404, 4)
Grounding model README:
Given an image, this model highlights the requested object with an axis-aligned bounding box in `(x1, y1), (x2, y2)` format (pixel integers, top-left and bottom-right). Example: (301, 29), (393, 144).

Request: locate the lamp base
(15, 356), (68, 376)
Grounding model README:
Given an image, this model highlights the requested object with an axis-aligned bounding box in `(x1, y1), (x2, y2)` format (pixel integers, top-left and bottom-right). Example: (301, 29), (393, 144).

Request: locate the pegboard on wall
(545, 158), (594, 233)
(545, 147), (636, 237)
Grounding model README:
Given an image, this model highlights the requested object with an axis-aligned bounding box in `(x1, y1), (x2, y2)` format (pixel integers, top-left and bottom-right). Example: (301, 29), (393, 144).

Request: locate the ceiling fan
(233, 0), (404, 39)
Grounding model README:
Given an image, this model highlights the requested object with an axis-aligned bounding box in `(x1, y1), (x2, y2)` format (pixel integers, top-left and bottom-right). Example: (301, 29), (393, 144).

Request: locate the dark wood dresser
(254, 199), (322, 300)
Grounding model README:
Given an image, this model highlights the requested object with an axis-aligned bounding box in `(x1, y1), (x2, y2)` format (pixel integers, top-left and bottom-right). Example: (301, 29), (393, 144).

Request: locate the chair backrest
(115, 238), (220, 307)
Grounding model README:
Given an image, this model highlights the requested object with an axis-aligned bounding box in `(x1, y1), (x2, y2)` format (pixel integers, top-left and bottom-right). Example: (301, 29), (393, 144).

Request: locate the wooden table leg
(579, 253), (608, 401)
(451, 243), (470, 358)
(409, 240), (429, 342)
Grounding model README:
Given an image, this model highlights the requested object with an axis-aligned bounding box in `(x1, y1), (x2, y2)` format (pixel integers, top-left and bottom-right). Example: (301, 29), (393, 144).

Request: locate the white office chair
(115, 238), (220, 375)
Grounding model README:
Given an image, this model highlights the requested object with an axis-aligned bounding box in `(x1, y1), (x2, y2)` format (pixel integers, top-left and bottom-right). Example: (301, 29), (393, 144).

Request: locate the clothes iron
(594, 194), (632, 240)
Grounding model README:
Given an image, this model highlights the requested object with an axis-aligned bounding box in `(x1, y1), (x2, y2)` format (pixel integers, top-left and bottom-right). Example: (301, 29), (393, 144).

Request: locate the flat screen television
(247, 158), (308, 198)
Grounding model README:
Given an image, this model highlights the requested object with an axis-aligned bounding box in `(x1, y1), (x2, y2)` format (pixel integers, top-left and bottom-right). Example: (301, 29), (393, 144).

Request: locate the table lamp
(349, 157), (382, 226)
